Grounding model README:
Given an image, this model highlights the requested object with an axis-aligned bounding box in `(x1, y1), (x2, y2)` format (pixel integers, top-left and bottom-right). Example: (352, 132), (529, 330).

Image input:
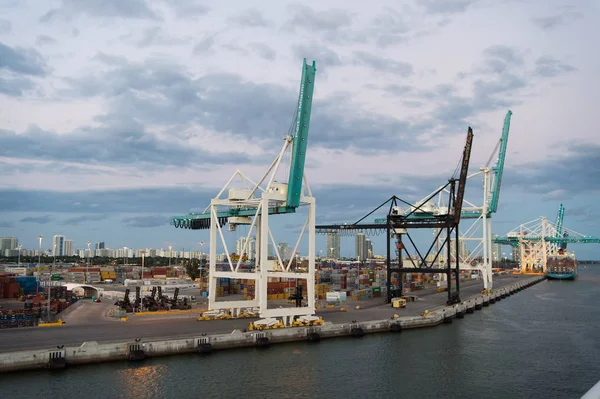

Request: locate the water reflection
(117, 364), (168, 399)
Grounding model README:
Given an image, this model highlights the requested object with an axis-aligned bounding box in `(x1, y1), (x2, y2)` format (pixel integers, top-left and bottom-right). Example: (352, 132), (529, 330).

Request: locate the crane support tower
(494, 204), (600, 273)
(317, 128), (474, 305)
(171, 59), (318, 325)
(408, 110), (513, 293)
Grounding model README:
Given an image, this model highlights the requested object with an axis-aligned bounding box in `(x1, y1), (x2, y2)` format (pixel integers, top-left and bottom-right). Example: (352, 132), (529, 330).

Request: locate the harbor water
(3, 265), (600, 398)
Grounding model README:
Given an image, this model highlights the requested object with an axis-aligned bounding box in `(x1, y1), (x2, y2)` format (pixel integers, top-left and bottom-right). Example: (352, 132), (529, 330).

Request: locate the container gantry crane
(171, 59), (318, 325)
(494, 204), (600, 273)
(406, 110), (513, 293)
(317, 127), (474, 305)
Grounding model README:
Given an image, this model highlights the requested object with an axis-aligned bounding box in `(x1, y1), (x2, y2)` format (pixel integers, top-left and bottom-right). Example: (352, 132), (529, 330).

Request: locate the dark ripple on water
(3, 267), (600, 399)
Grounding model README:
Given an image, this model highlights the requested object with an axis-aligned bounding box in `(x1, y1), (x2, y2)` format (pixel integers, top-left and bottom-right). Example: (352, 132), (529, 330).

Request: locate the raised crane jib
(286, 58), (317, 209)
(453, 127), (474, 225)
(489, 110), (512, 214)
(555, 203), (567, 250)
(169, 59), (316, 230)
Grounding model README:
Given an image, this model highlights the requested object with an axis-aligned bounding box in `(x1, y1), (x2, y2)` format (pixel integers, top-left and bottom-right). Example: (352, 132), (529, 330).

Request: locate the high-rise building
(449, 239), (469, 259)
(365, 238), (373, 258)
(491, 235), (502, 261)
(96, 242), (105, 250)
(277, 242), (289, 259)
(64, 240), (73, 257)
(0, 237), (18, 251)
(248, 238), (256, 260)
(326, 232), (340, 258)
(355, 233), (367, 261)
(53, 235), (65, 256)
(236, 237), (248, 255)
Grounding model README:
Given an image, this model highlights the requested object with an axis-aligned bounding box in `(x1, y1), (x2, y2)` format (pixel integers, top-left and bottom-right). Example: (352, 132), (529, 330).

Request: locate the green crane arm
(489, 110), (512, 214)
(286, 59), (316, 209)
(555, 203), (565, 237)
(171, 59), (317, 230)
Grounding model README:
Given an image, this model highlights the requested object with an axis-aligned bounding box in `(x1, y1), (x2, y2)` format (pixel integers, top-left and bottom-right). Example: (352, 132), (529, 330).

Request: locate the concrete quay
(0, 276), (544, 373)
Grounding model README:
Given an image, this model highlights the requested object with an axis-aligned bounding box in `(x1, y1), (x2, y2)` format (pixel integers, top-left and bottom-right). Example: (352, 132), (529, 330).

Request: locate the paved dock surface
(0, 275), (525, 352)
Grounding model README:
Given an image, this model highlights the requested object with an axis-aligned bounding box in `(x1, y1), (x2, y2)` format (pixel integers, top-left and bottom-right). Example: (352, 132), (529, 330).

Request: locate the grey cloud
(62, 58), (434, 153)
(370, 7), (411, 47)
(0, 118), (255, 167)
(35, 35), (57, 46)
(40, 0), (159, 21)
(480, 45), (524, 74)
(0, 188), (216, 214)
(473, 74), (526, 99)
(406, 45), (573, 132)
(62, 61), (294, 141)
(20, 215), (54, 224)
(193, 35), (216, 54)
(0, 221), (14, 228)
(93, 52), (129, 66)
(0, 19), (11, 34)
(292, 43), (342, 72)
(0, 76), (34, 96)
(383, 84), (414, 96)
(61, 214), (109, 226)
(137, 27), (187, 47)
(534, 56), (576, 77)
(287, 4), (352, 31)
(122, 215), (170, 228)
(0, 180), (443, 222)
(504, 143), (600, 197)
(0, 41), (47, 76)
(561, 206), (600, 224)
(532, 15), (563, 30)
(353, 51), (413, 76)
(249, 43), (276, 61)
(532, 8), (581, 30)
(166, 0), (210, 18)
(311, 93), (429, 152)
(285, 4), (361, 44)
(420, 0), (478, 14)
(232, 8), (272, 27)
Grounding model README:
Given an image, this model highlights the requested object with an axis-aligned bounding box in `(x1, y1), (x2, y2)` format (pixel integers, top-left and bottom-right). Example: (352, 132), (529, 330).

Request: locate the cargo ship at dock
(546, 251), (577, 280)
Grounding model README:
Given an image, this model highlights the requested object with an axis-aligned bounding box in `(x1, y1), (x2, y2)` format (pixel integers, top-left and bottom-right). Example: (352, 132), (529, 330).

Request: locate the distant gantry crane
(494, 203), (600, 273)
(317, 128), (474, 305)
(408, 110), (512, 292)
(171, 59), (318, 325)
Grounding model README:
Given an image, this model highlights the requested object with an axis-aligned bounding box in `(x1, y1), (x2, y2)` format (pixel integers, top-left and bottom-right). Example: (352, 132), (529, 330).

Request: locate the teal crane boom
(171, 59), (317, 230)
(286, 59), (316, 209)
(488, 110), (512, 215)
(555, 203), (565, 237)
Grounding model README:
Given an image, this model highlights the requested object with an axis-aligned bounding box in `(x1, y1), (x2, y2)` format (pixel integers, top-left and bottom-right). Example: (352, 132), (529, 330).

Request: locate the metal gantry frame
(409, 110), (513, 292)
(494, 209), (600, 274)
(206, 164), (316, 323)
(316, 127), (474, 305)
(171, 59), (318, 325)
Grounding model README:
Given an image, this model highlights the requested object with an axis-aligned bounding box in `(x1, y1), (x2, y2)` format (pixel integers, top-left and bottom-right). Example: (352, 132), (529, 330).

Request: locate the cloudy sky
(1, 0), (599, 259)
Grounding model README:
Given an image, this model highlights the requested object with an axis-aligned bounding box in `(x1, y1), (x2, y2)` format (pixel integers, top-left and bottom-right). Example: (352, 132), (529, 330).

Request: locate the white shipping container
(326, 292), (341, 302)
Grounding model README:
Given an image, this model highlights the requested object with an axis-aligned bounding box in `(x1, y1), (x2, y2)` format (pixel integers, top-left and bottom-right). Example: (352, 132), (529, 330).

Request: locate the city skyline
(0, 1), (598, 259)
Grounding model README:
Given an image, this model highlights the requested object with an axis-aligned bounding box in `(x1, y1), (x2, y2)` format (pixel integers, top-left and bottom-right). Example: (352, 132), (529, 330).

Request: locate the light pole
(17, 244), (22, 267)
(86, 241), (91, 284)
(48, 243), (56, 322)
(168, 245), (172, 267)
(37, 235), (43, 294)
(141, 252), (145, 284)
